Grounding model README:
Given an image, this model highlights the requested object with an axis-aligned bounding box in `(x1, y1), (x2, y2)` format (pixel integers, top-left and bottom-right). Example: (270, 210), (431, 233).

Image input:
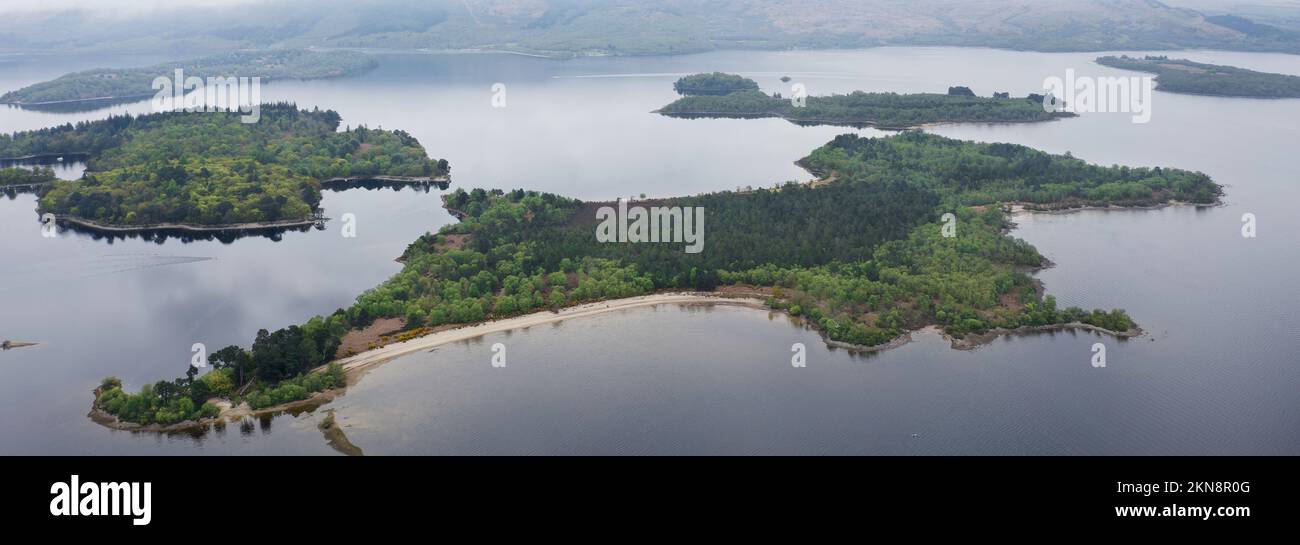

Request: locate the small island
(658, 73), (1072, 128)
(673, 72), (762, 95)
(1, 50), (377, 108)
(90, 131), (1221, 430)
(1096, 55), (1300, 98)
(0, 166), (58, 192)
(0, 104), (449, 231)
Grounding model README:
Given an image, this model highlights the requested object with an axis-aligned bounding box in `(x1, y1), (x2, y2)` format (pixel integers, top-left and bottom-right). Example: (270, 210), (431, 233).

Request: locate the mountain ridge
(3, 0), (1299, 57)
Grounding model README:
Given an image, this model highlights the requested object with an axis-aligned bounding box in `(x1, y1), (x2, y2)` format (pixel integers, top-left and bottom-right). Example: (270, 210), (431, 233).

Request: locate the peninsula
(1096, 55), (1300, 98)
(90, 131), (1221, 430)
(657, 73), (1073, 128)
(1, 50), (377, 107)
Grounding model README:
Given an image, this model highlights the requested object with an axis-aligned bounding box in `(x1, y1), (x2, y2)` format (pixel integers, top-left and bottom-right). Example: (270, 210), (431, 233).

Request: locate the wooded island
(658, 73), (1073, 128)
(0, 104), (448, 230)
(91, 131), (1221, 428)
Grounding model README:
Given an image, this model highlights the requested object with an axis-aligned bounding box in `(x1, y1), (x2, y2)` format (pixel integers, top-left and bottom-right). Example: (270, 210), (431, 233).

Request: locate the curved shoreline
(0, 94), (155, 107)
(89, 291), (1140, 435)
(55, 215), (319, 234)
(330, 293), (769, 376)
(0, 152), (90, 162)
(319, 175), (449, 185)
(1005, 199), (1223, 215)
(87, 293), (767, 434)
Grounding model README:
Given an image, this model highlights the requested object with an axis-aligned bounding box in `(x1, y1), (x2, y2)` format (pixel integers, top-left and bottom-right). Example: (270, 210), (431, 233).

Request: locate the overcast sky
(2, 0), (1295, 17)
(0, 0), (266, 15)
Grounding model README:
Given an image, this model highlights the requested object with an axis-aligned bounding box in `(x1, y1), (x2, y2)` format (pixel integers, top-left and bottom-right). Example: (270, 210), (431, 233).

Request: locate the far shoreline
(0, 93), (155, 107)
(656, 110), (1076, 131)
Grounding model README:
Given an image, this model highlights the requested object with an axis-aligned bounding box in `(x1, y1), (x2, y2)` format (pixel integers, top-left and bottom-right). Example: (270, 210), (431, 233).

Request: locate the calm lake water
(0, 48), (1297, 454)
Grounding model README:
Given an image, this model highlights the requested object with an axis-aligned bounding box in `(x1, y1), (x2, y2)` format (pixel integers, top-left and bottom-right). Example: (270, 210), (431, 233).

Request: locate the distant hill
(1, 50), (377, 106)
(1162, 1), (1300, 32)
(3, 0), (1300, 57)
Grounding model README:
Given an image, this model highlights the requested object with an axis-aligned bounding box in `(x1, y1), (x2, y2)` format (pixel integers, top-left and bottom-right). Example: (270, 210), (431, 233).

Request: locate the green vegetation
(799, 132), (1221, 208)
(0, 104), (446, 227)
(95, 362), (347, 426)
(727, 208), (1136, 345)
(673, 72), (760, 95)
(98, 131), (1216, 427)
(1096, 55), (1300, 98)
(355, 134), (1211, 346)
(0, 166), (56, 187)
(658, 77), (1072, 128)
(1, 50), (377, 105)
(245, 364), (348, 411)
(95, 311), (353, 426)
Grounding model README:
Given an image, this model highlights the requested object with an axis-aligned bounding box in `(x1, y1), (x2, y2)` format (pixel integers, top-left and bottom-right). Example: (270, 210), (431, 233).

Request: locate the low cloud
(0, 0), (267, 16)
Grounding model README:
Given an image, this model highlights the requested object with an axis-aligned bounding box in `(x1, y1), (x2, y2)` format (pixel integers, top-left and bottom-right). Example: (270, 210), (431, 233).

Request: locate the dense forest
(0, 104), (447, 226)
(672, 72), (761, 95)
(1, 50), (377, 105)
(96, 131), (1214, 426)
(800, 132), (1222, 208)
(658, 76), (1073, 128)
(1096, 55), (1300, 98)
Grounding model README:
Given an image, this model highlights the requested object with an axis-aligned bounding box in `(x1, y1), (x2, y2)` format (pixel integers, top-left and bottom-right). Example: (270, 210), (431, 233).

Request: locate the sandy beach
(331, 293), (767, 377)
(87, 293), (768, 434)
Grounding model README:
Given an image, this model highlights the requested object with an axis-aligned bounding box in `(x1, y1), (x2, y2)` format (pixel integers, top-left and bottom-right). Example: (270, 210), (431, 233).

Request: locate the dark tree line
(659, 89), (1070, 128)
(802, 131), (1221, 207)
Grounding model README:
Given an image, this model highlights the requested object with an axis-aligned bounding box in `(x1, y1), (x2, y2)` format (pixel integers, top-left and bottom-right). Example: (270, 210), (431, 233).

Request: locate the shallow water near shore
(0, 47), (1298, 454)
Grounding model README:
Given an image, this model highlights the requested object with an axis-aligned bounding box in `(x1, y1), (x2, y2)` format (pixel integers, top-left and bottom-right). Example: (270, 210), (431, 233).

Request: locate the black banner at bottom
(1, 456), (1290, 534)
